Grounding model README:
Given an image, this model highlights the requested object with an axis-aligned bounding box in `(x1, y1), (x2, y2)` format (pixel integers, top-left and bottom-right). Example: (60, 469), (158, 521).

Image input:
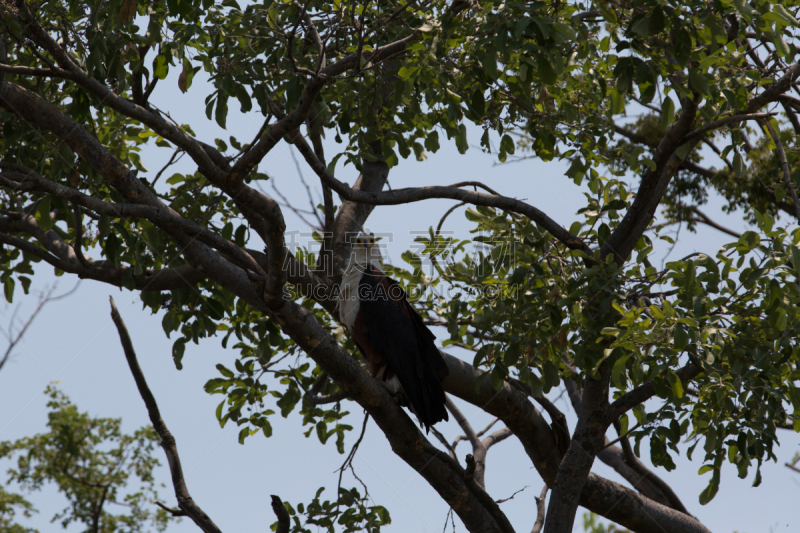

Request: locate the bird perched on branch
(338, 235), (449, 431)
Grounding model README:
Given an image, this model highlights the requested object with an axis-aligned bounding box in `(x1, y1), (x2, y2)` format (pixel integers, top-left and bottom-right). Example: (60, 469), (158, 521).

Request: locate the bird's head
(348, 233), (383, 270)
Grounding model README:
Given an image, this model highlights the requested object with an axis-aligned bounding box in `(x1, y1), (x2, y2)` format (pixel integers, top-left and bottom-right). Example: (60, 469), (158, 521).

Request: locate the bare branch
(446, 396), (481, 449)
(290, 133), (590, 255)
(446, 396), (486, 488)
(430, 427), (458, 459)
(271, 495), (290, 533)
(495, 485), (528, 504)
(483, 427), (512, 450)
(154, 501), (188, 517)
(679, 113), (774, 146)
(109, 297), (222, 533)
(0, 283), (78, 372)
(691, 208), (743, 239)
(531, 485), (548, 533)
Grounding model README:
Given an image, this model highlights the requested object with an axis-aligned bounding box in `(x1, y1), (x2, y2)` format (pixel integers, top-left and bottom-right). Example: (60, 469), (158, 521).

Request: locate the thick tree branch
(445, 355), (710, 533)
(446, 396), (487, 488)
(109, 298), (222, 533)
(679, 113), (774, 146)
(0, 165), (266, 278)
(544, 364), (611, 533)
(291, 133), (590, 256)
(607, 364), (702, 422)
(11, 1), (229, 181)
(0, 212), (205, 291)
(601, 96), (700, 264)
(745, 62), (800, 112)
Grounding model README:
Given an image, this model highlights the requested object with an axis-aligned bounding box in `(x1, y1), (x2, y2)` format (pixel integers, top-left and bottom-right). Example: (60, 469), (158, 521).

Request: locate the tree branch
(607, 364), (702, 422)
(109, 297), (222, 533)
(615, 427), (690, 515)
(531, 485), (548, 533)
(446, 396), (486, 488)
(271, 495), (290, 533)
(291, 133), (590, 256)
(679, 113), (774, 146)
(444, 355), (711, 533)
(601, 96), (700, 264)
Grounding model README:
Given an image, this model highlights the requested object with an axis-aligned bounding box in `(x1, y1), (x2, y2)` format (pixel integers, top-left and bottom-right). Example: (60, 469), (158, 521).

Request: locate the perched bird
(338, 235), (449, 431)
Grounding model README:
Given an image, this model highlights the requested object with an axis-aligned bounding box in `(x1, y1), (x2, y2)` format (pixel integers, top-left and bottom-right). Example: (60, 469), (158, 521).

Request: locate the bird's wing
(357, 264), (449, 430)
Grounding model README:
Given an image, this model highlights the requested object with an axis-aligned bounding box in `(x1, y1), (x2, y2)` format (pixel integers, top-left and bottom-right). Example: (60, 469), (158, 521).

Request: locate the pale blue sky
(0, 58), (797, 533)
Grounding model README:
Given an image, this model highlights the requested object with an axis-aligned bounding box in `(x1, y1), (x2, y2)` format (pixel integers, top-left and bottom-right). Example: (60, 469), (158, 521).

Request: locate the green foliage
(583, 512), (631, 533)
(386, 200), (800, 505)
(0, 486), (38, 533)
(0, 387), (175, 533)
(3, 0), (800, 521)
(273, 487), (390, 533)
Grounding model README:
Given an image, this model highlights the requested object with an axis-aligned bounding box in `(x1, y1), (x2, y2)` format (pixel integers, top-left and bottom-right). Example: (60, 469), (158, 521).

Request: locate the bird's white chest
(338, 267), (363, 329)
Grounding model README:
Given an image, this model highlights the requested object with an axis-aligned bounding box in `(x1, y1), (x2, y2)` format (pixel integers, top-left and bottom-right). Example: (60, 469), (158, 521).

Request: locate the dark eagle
(338, 235), (449, 431)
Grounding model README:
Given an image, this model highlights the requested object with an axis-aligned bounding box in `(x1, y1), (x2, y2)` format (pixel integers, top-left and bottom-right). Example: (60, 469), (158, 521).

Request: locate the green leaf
(215, 95), (229, 129)
(499, 134), (515, 155)
(698, 475), (719, 505)
(178, 60), (195, 93)
(609, 88), (624, 115)
(552, 22), (576, 41)
(733, 151), (746, 176)
(172, 339), (186, 370)
(629, 17), (650, 38)
(661, 97), (675, 130)
(470, 88), (485, 117)
(688, 69), (710, 96)
(481, 47), (497, 79)
(791, 245), (800, 274)
(773, 35), (790, 58)
(3, 277), (14, 303)
(668, 372), (684, 398)
(153, 53), (170, 80)
(675, 143), (691, 160)
(674, 325), (689, 350)
(425, 131), (440, 153)
(611, 354), (631, 386)
(455, 124), (468, 154)
(35, 196), (54, 232)
(698, 465), (714, 475)
(536, 53), (557, 85)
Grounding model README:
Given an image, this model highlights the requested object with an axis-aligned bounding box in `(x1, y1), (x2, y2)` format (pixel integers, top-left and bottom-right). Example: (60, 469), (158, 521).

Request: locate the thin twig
(495, 485), (528, 504)
(335, 412), (369, 515)
(0, 282), (79, 372)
